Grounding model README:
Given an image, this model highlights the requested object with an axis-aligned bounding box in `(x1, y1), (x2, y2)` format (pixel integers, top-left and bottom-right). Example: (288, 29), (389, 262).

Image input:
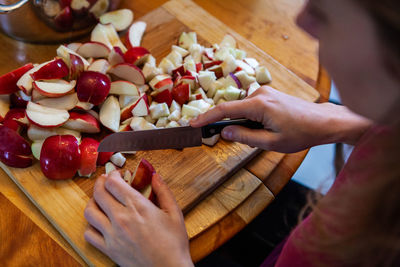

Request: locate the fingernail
(222, 129), (233, 140)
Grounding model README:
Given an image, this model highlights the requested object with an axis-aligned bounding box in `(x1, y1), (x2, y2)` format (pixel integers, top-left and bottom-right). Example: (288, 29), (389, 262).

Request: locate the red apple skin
(55, 6), (74, 30)
(68, 111), (100, 133)
(131, 158), (155, 191)
(78, 138), (99, 177)
(124, 47), (150, 66)
(172, 83), (190, 106)
(204, 60), (222, 69)
(196, 63), (203, 72)
(154, 89), (173, 107)
(60, 0), (72, 8)
(3, 109), (26, 132)
(30, 58), (69, 81)
(0, 63), (34, 95)
(0, 150), (33, 168)
(97, 151), (114, 166)
(10, 92), (28, 108)
(40, 135), (81, 180)
(69, 53), (85, 80)
(76, 71), (111, 106)
(0, 125), (31, 156)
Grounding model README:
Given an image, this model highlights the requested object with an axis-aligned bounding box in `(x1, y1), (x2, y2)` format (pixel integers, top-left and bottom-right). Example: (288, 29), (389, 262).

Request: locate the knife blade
(97, 119), (264, 152)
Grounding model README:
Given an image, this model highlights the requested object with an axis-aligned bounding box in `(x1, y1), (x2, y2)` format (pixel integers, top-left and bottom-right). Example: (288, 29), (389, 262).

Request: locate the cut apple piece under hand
(0, 63), (34, 95)
(26, 101), (70, 128)
(131, 158), (155, 191)
(110, 152), (126, 168)
(100, 9), (133, 32)
(33, 79), (76, 98)
(63, 111), (100, 133)
(100, 95), (120, 132)
(108, 63), (145, 85)
(78, 138), (99, 177)
(76, 42), (111, 59)
(126, 21), (147, 48)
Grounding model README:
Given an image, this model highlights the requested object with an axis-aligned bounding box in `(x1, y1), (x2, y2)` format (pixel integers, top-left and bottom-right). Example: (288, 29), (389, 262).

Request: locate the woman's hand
(191, 86), (372, 153)
(84, 171), (193, 267)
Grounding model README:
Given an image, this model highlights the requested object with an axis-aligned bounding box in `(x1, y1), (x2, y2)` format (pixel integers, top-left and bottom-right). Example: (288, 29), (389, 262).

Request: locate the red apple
(54, 6), (74, 30)
(40, 135), (81, 180)
(10, 91), (30, 108)
(0, 63), (34, 95)
(76, 42), (111, 58)
(149, 75), (173, 92)
(154, 89), (173, 107)
(76, 71), (111, 105)
(30, 58), (69, 81)
(3, 108), (27, 132)
(78, 138), (99, 177)
(99, 95), (120, 132)
(124, 47), (150, 66)
(120, 94), (148, 121)
(172, 83), (190, 105)
(69, 53), (85, 80)
(63, 111), (100, 133)
(131, 158), (155, 191)
(0, 124), (31, 157)
(97, 151), (113, 166)
(108, 63), (145, 85)
(204, 60), (222, 69)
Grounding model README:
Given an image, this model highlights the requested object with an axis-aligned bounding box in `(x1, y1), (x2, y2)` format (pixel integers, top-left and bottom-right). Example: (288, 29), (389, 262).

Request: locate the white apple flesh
(126, 21), (147, 48)
(99, 95), (120, 132)
(26, 101), (70, 128)
(36, 93), (78, 110)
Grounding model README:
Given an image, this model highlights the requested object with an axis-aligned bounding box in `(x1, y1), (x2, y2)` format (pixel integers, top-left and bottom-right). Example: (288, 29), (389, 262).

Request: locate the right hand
(191, 86), (371, 153)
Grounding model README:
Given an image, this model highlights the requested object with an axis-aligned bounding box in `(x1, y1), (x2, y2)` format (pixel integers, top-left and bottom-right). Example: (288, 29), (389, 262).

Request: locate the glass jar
(0, 0), (121, 43)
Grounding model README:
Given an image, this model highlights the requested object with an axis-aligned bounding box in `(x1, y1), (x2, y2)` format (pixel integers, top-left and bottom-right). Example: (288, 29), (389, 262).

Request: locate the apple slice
(130, 117), (156, 131)
(91, 23), (127, 52)
(126, 21), (147, 48)
(77, 71), (111, 105)
(0, 95), (10, 122)
(110, 81), (139, 95)
(188, 99), (211, 113)
(172, 83), (190, 105)
(153, 89), (173, 107)
(108, 63), (145, 85)
(78, 138), (99, 177)
(119, 121), (132, 132)
(108, 46), (125, 66)
(124, 47), (150, 66)
(31, 140), (44, 160)
(16, 62), (48, 95)
(178, 75), (197, 90)
(76, 42), (111, 58)
(110, 152), (126, 168)
(0, 125), (32, 168)
(75, 101), (94, 110)
(207, 65), (223, 79)
(88, 59), (110, 74)
(30, 58), (69, 81)
(40, 135), (81, 180)
(33, 80), (76, 98)
(248, 81), (261, 96)
(63, 111), (100, 133)
(149, 74), (173, 92)
(10, 91), (31, 108)
(119, 95), (139, 108)
(57, 45), (90, 68)
(182, 104), (201, 118)
(225, 73), (242, 88)
(99, 95), (120, 132)
(244, 58), (260, 69)
(221, 54), (238, 77)
(123, 170), (133, 183)
(27, 124), (81, 141)
(204, 60), (223, 70)
(26, 101), (70, 128)
(0, 63), (34, 95)
(141, 184), (156, 203)
(88, 0), (109, 18)
(100, 9), (133, 31)
(158, 58), (175, 75)
(120, 94), (148, 121)
(66, 42), (82, 52)
(131, 158), (155, 191)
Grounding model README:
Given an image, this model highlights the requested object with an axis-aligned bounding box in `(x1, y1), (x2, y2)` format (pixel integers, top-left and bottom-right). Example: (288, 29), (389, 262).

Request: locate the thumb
(221, 125), (280, 150)
(151, 173), (181, 216)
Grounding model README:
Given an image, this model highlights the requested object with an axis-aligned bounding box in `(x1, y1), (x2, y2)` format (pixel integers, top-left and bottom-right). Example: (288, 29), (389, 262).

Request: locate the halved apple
(0, 63), (34, 95)
(26, 101), (70, 128)
(30, 58), (69, 81)
(110, 81), (139, 95)
(76, 71), (111, 105)
(33, 79), (76, 98)
(108, 63), (145, 85)
(76, 42), (111, 59)
(78, 137), (99, 177)
(126, 21), (147, 48)
(99, 95), (120, 132)
(63, 111), (100, 133)
(99, 9), (133, 32)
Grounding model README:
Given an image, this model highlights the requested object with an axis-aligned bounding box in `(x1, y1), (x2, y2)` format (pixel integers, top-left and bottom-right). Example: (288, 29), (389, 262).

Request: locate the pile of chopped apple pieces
(0, 8), (272, 180)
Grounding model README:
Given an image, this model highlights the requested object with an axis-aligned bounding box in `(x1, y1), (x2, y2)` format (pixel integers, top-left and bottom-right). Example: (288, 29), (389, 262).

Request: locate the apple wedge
(126, 21), (147, 48)
(130, 117), (156, 131)
(100, 9), (133, 31)
(30, 58), (69, 81)
(63, 111), (100, 133)
(40, 135), (81, 180)
(0, 95), (10, 122)
(78, 138), (99, 177)
(76, 42), (111, 59)
(27, 124), (81, 141)
(0, 63), (34, 95)
(110, 152), (126, 168)
(17, 62), (48, 95)
(3, 108), (28, 132)
(108, 63), (145, 85)
(76, 71), (111, 105)
(172, 83), (190, 105)
(91, 23), (127, 52)
(149, 74), (173, 92)
(131, 158), (155, 191)
(10, 91), (31, 108)
(33, 79), (76, 98)
(0, 125), (32, 168)
(88, 59), (110, 74)
(66, 42), (82, 52)
(110, 81), (140, 95)
(31, 140), (44, 160)
(119, 95), (139, 108)
(124, 47), (150, 66)
(153, 89), (173, 107)
(120, 94), (148, 121)
(108, 46), (125, 66)
(26, 101), (70, 128)
(99, 95), (120, 132)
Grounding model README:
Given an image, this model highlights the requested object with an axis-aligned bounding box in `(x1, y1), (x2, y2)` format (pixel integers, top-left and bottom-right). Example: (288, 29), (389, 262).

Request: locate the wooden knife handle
(201, 119), (264, 138)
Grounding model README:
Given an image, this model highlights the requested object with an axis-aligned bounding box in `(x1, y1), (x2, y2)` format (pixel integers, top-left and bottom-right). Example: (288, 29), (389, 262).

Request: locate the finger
(93, 174), (124, 220)
(104, 171), (144, 207)
(84, 198), (111, 234)
(190, 99), (257, 127)
(221, 125), (281, 150)
(84, 225), (107, 255)
(151, 173), (181, 216)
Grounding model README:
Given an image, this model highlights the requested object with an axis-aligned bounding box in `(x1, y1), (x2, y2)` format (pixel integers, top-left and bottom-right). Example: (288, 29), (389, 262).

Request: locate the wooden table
(0, 0), (330, 265)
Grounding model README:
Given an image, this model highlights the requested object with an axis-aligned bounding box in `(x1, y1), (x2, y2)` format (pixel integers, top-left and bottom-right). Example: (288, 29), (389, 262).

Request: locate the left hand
(84, 171), (193, 267)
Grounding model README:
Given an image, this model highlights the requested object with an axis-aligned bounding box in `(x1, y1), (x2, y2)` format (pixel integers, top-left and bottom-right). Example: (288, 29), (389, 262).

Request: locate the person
(83, 0), (400, 266)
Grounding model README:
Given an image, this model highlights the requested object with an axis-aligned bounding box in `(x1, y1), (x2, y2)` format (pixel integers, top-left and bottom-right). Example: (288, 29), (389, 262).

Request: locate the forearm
(317, 103), (373, 145)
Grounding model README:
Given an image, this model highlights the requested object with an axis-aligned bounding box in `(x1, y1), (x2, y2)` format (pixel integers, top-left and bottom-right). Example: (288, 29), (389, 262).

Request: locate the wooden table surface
(0, 0), (330, 265)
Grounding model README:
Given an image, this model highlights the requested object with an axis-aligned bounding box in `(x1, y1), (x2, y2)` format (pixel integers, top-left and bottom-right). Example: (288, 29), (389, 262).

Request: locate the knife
(97, 119), (264, 152)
